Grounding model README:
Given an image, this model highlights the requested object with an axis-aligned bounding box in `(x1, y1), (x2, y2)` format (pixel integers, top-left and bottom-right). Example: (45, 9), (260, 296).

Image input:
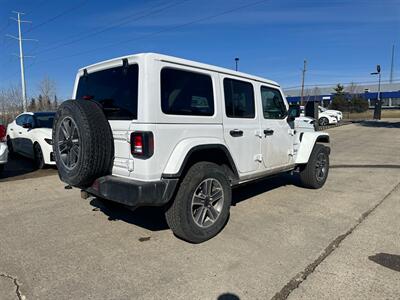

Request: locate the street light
(370, 64), (381, 120)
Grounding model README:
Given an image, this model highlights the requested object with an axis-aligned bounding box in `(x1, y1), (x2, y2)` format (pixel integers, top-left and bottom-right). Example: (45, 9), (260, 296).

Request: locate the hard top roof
(79, 52), (280, 87)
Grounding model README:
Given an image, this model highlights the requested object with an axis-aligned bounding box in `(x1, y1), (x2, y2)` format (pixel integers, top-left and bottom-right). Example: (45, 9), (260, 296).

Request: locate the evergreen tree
(46, 97), (52, 110)
(331, 84), (348, 111)
(53, 95), (58, 110)
(37, 94), (43, 111)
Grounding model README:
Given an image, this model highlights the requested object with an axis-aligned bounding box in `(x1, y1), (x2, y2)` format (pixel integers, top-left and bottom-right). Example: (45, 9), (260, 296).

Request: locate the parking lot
(1, 120), (399, 300)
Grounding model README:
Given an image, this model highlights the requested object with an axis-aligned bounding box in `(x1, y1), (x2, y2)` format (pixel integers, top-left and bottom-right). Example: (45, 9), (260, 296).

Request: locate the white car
(319, 106), (342, 122)
(0, 124), (8, 172)
(318, 110), (338, 126)
(7, 112), (56, 169)
(294, 116), (315, 132)
(52, 53), (330, 243)
(300, 106), (338, 126)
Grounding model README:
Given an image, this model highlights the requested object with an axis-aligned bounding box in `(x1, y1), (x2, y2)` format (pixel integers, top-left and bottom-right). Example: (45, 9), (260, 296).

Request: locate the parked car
(7, 112), (56, 169)
(319, 106), (342, 122)
(0, 124), (8, 172)
(300, 106), (338, 126)
(294, 116), (315, 132)
(318, 110), (338, 126)
(52, 53), (330, 243)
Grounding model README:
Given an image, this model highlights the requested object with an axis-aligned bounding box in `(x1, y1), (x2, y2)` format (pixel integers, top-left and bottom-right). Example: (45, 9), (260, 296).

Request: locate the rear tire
(34, 143), (45, 169)
(165, 162), (231, 243)
(0, 164), (4, 173)
(52, 100), (114, 188)
(299, 144), (330, 189)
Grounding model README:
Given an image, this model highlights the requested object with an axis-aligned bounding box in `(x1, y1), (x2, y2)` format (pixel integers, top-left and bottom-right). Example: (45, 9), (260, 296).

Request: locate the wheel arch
(162, 141), (239, 184)
(295, 132), (330, 164)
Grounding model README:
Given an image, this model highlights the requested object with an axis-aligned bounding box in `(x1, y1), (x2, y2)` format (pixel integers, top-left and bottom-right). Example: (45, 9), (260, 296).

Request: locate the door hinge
(255, 130), (263, 138)
(254, 154), (263, 162)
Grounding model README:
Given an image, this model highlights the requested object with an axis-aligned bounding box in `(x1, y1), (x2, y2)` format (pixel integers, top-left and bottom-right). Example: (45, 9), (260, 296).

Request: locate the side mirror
(22, 123), (32, 129)
(287, 105), (300, 122)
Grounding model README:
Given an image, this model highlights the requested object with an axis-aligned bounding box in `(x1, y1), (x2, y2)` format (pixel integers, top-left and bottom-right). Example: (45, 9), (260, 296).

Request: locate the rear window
(76, 64), (139, 120)
(34, 113), (55, 128)
(161, 68), (214, 116)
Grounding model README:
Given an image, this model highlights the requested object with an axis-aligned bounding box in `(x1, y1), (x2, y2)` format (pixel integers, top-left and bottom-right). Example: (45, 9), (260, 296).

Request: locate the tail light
(130, 131), (153, 159)
(0, 125), (6, 142)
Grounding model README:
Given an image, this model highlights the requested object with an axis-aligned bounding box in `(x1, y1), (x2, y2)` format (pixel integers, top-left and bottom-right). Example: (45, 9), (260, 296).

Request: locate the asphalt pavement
(0, 120), (399, 299)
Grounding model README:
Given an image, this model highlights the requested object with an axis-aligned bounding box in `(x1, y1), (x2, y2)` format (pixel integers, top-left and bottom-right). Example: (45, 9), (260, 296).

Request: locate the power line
(25, 0), (50, 16)
(25, 0), (89, 33)
(0, 19), (11, 35)
(35, 0), (269, 64)
(32, 0), (190, 56)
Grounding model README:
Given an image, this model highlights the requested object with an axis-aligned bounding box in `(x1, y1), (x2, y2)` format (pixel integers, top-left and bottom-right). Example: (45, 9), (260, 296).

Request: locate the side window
(224, 78), (255, 118)
(261, 86), (287, 119)
(161, 68), (214, 116)
(16, 115), (26, 126)
(25, 115), (34, 126)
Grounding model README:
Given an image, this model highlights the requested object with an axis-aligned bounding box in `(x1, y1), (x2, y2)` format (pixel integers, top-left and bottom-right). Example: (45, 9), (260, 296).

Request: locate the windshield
(319, 106), (327, 112)
(34, 113), (55, 128)
(75, 64), (139, 120)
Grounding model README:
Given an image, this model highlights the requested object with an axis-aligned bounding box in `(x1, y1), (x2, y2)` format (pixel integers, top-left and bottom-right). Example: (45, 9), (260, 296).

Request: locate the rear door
(221, 76), (261, 174)
(259, 85), (294, 169)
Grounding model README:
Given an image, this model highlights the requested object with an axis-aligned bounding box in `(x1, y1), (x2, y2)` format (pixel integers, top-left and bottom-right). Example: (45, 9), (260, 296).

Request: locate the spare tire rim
(191, 178), (224, 228)
(57, 116), (80, 170)
(315, 152), (327, 182)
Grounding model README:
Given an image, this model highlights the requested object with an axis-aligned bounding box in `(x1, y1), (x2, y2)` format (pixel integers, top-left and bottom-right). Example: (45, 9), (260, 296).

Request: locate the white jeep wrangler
(52, 53), (330, 243)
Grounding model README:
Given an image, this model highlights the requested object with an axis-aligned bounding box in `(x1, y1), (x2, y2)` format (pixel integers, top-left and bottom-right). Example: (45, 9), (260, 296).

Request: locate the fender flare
(162, 138), (238, 179)
(295, 132), (330, 164)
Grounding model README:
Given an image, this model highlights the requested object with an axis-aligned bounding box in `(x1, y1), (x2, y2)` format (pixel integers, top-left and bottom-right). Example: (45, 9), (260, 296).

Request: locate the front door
(19, 114), (35, 158)
(259, 85), (294, 169)
(222, 76), (261, 174)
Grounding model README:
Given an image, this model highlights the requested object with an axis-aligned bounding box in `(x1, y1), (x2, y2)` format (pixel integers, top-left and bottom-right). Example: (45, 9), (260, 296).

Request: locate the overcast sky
(0, 0), (399, 99)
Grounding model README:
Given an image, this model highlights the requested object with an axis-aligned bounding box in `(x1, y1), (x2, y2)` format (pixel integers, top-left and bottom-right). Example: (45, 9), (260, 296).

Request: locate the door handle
(264, 129), (274, 136)
(10, 128), (13, 131)
(230, 129), (243, 137)
(19, 132), (22, 134)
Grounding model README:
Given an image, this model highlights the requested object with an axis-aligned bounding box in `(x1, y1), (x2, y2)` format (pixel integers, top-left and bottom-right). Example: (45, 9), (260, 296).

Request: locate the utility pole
(300, 60), (307, 106)
(6, 11), (36, 112)
(390, 44), (395, 84)
(235, 57), (239, 71)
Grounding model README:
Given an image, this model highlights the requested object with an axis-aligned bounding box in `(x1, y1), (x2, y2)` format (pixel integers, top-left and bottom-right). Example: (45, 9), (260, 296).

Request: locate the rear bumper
(86, 175), (178, 207)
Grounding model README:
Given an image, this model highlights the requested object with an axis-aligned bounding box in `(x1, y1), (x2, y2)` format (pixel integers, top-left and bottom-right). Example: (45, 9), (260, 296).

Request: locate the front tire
(299, 144), (330, 189)
(34, 143), (45, 169)
(165, 162), (232, 243)
(319, 117), (329, 126)
(7, 136), (14, 156)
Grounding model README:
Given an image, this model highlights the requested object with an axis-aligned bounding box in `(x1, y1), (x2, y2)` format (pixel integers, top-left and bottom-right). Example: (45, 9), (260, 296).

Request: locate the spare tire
(52, 99), (114, 188)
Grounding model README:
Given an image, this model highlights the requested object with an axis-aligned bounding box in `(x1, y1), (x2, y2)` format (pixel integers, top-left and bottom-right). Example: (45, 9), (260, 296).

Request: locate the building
(284, 82), (400, 108)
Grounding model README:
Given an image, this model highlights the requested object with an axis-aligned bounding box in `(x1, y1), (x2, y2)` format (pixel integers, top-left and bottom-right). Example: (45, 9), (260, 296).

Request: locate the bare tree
(346, 82), (362, 95)
(37, 76), (57, 111)
(0, 85), (24, 125)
